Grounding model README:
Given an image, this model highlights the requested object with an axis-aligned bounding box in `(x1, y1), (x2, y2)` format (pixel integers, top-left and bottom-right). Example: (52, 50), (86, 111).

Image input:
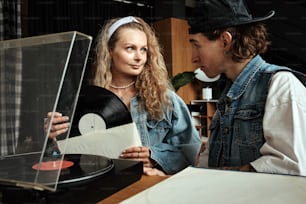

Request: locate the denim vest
(208, 55), (292, 167)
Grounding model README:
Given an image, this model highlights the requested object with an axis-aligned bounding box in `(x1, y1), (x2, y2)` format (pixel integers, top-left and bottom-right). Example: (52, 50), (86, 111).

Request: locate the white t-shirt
(251, 71), (306, 176)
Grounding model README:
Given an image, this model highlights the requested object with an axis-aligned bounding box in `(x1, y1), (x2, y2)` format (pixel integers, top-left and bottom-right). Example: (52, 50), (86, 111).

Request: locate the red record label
(32, 160), (74, 171)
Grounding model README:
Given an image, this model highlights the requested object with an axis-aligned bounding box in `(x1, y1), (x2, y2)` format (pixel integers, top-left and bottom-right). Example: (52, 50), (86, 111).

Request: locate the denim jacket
(208, 55), (292, 167)
(130, 91), (201, 174)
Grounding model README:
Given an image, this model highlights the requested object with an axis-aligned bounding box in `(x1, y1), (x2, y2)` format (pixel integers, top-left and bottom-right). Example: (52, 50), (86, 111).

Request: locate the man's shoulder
(260, 63), (306, 88)
(271, 68), (306, 87)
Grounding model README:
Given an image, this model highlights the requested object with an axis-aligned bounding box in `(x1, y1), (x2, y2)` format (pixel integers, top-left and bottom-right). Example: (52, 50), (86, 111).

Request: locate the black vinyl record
(70, 85), (133, 137)
(0, 153), (114, 189)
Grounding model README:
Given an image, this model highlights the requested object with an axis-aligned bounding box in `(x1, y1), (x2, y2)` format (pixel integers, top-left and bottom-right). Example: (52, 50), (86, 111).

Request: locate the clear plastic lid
(0, 31), (92, 191)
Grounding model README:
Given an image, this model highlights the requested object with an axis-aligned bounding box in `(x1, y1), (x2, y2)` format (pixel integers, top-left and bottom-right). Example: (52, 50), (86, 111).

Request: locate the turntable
(0, 32), (142, 203)
(0, 153), (142, 203)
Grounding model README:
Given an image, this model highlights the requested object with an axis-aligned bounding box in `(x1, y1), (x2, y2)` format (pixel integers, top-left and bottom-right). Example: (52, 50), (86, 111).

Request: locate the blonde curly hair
(92, 17), (173, 120)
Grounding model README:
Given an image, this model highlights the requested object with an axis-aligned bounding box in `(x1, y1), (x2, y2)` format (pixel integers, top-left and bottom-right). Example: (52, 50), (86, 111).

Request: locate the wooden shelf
(152, 18), (197, 104)
(190, 100), (217, 137)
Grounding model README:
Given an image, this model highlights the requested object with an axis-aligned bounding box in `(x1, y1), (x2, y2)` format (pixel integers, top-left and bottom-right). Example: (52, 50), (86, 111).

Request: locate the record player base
(0, 159), (143, 204)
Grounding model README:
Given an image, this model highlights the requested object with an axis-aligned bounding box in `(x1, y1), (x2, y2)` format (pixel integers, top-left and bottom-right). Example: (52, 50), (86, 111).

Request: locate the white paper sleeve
(57, 122), (142, 159)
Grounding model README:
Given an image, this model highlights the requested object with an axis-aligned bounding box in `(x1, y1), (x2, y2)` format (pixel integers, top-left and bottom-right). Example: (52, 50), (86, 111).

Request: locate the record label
(32, 160), (74, 171)
(78, 113), (106, 134)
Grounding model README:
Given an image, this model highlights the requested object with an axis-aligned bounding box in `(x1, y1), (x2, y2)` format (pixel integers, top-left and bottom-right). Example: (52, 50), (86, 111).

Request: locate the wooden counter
(98, 175), (169, 204)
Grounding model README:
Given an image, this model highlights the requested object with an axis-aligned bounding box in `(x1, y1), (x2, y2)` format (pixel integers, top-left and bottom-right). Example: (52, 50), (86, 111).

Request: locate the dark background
(21, 0), (306, 73)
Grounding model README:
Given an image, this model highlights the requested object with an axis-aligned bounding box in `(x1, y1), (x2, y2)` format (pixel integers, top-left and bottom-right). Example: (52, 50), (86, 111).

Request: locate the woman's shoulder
(167, 90), (185, 103)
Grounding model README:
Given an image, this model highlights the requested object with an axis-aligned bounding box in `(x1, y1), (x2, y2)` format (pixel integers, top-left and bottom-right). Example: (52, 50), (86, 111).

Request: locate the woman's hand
(44, 112), (70, 139)
(120, 146), (157, 168)
(143, 167), (166, 176)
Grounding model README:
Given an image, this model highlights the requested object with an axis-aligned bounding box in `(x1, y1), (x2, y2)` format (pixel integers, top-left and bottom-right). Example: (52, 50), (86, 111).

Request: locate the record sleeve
(70, 85), (133, 136)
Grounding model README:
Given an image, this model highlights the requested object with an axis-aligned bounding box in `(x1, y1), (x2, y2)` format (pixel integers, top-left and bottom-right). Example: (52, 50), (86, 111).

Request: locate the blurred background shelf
(189, 100), (218, 138)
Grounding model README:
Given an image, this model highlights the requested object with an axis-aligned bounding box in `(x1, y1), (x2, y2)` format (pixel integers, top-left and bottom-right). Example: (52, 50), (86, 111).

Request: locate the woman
(46, 16), (202, 176)
(189, 0), (306, 176)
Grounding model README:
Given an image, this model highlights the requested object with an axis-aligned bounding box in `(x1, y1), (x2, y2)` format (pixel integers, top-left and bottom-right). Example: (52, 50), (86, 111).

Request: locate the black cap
(189, 0), (275, 34)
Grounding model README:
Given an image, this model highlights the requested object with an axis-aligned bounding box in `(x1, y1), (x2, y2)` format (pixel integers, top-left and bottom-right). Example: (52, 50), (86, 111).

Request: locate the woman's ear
(221, 31), (232, 50)
(108, 47), (113, 55)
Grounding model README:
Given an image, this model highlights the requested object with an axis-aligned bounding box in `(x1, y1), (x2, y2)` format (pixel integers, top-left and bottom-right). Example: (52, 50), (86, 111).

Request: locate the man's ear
(221, 31), (232, 49)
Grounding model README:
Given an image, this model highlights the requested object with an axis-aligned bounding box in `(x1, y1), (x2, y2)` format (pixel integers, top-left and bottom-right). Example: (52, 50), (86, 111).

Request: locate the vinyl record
(57, 154), (114, 187)
(70, 85), (133, 136)
(0, 153), (114, 189)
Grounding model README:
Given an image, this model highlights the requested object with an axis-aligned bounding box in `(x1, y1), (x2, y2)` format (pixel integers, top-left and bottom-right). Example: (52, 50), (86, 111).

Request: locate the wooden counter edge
(98, 175), (170, 204)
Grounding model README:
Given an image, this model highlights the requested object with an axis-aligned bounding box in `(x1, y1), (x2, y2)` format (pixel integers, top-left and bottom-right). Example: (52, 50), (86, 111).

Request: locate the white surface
(58, 122), (142, 159)
(194, 68), (220, 82)
(121, 167), (306, 204)
(202, 87), (212, 100)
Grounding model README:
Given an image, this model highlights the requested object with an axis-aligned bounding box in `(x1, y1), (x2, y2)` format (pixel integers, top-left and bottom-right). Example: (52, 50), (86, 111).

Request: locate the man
(188, 0), (306, 176)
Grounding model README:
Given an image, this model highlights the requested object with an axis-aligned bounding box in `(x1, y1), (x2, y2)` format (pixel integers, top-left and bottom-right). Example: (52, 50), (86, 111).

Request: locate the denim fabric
(130, 91), (202, 174)
(208, 55), (291, 167)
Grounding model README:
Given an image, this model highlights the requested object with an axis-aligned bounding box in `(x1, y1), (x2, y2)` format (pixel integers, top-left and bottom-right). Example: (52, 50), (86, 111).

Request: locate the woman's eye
(127, 46), (134, 51)
(140, 47), (147, 52)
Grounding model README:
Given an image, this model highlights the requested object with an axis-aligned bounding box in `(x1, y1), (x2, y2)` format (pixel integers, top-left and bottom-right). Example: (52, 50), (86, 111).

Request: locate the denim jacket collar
(227, 55), (265, 100)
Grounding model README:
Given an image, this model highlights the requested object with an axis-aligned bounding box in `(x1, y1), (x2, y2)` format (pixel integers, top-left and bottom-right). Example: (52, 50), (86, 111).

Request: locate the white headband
(107, 16), (139, 40)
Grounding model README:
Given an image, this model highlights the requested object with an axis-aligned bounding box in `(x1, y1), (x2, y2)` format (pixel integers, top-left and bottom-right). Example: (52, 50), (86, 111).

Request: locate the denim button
(223, 127), (229, 134)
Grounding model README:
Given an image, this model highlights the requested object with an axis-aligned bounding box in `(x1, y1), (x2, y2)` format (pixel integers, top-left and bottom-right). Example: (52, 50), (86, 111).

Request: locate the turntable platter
(0, 153), (114, 188)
